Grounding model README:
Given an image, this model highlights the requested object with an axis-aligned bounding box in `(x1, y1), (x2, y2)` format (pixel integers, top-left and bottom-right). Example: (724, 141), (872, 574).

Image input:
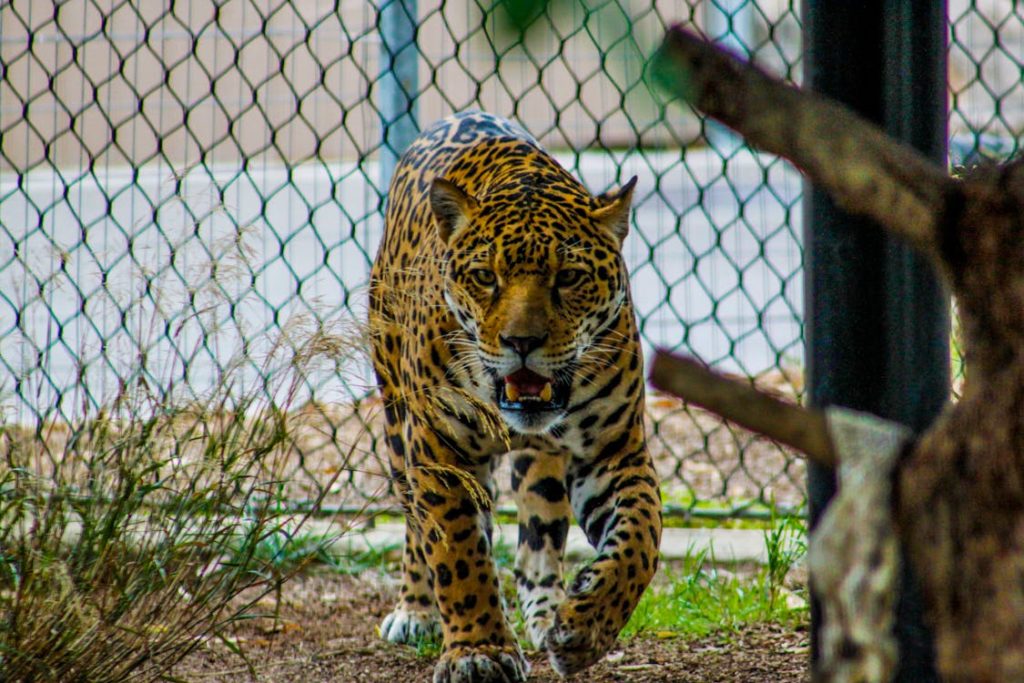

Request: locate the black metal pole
(803, 1), (949, 680)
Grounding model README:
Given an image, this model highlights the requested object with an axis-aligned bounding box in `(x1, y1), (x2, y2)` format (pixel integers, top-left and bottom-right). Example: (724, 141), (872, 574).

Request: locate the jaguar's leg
(509, 448), (570, 649)
(470, 459), (498, 546)
(406, 418), (529, 683)
(380, 512), (443, 644)
(545, 435), (662, 676)
(381, 445), (497, 646)
(377, 399), (441, 645)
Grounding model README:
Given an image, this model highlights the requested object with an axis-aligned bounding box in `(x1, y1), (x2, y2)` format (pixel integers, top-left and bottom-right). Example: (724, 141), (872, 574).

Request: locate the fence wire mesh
(0, 0), (1017, 518)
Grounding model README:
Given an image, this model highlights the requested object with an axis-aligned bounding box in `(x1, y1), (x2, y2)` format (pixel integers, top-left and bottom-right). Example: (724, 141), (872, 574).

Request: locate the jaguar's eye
(472, 269), (497, 287)
(555, 269), (584, 287)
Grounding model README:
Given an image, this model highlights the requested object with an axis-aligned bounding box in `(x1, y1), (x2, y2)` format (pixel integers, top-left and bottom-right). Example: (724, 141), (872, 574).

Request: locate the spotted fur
(369, 112), (662, 682)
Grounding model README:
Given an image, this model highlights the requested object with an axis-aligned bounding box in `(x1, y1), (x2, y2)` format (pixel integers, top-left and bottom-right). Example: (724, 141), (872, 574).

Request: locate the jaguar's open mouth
(496, 367), (569, 413)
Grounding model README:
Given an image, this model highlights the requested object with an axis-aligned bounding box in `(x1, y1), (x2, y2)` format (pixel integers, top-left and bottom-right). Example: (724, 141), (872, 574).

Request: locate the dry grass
(0, 323), (363, 683)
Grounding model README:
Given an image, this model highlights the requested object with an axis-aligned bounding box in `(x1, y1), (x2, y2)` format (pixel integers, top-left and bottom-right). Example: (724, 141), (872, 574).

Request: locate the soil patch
(172, 571), (809, 682)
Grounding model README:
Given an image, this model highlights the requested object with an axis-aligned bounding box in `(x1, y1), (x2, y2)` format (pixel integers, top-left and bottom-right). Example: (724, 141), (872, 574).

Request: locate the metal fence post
(803, 1), (948, 680)
(377, 0), (419, 192)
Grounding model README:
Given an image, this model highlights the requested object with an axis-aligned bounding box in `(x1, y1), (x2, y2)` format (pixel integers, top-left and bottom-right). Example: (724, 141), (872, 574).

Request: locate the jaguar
(368, 111), (662, 682)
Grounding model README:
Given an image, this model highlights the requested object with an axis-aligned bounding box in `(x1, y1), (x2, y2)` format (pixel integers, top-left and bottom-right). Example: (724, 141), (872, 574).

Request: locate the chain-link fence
(1, 0), (1019, 518)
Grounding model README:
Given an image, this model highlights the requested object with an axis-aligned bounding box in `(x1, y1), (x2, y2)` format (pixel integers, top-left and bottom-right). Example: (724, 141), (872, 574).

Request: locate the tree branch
(649, 350), (836, 468)
(655, 27), (953, 260)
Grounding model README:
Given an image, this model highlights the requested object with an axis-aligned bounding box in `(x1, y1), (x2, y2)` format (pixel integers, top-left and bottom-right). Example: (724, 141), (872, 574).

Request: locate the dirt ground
(172, 571), (810, 683)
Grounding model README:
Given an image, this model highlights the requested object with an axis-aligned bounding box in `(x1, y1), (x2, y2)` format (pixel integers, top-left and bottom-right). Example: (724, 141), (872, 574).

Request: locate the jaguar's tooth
(540, 382), (553, 402)
(505, 383), (521, 402)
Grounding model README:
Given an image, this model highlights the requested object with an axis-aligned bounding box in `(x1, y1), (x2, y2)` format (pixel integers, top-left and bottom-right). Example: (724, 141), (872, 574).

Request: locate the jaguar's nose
(500, 334), (547, 358)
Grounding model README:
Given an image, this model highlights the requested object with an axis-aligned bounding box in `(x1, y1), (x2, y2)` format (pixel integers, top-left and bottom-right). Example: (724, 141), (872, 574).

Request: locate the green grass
(622, 520), (808, 640)
(492, 537), (517, 569)
(228, 524), (341, 575)
(323, 541), (402, 575)
(234, 524), (405, 577)
(413, 636), (444, 658)
(764, 514), (807, 612)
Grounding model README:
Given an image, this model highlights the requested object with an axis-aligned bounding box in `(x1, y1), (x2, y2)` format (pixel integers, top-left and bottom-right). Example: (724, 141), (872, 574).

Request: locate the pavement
(311, 520), (772, 565)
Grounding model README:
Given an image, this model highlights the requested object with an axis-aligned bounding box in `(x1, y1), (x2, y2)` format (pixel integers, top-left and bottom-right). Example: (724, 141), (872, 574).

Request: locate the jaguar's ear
(430, 177), (478, 244)
(593, 176), (638, 244)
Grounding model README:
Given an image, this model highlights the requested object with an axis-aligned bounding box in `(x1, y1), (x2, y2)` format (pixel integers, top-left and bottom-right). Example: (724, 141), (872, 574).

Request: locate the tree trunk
(653, 27), (1024, 681)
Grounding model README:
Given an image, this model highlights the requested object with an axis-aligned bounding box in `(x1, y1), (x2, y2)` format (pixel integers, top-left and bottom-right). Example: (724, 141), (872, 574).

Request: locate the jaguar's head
(432, 170), (637, 434)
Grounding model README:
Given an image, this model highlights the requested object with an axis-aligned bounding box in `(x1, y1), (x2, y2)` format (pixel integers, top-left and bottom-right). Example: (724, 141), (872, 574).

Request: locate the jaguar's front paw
(432, 644), (529, 683)
(379, 605), (441, 645)
(524, 612), (555, 650)
(544, 598), (616, 676)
